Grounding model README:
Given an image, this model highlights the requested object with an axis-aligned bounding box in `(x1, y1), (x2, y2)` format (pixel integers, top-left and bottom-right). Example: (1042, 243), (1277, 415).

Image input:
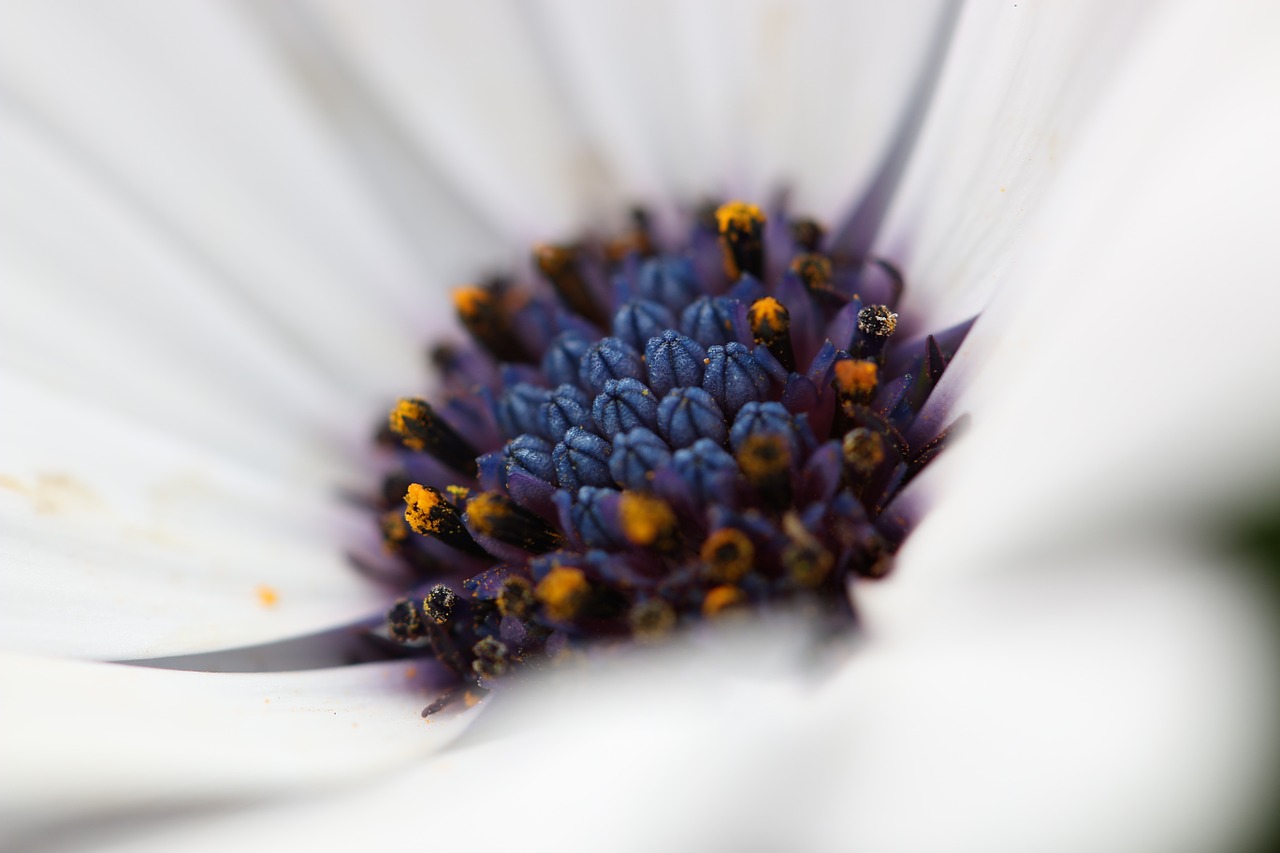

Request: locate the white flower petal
(0, 655), (467, 846)
(886, 0), (1280, 588)
(68, 544), (1279, 853)
(522, 0), (952, 217)
(835, 544), (1279, 853)
(0, 109), (354, 481)
(0, 373), (399, 660)
(0, 0), (499, 409)
(5, 4), (1278, 852)
(0, 2), (530, 661)
(876, 0), (1164, 323)
(289, 0), (608, 238)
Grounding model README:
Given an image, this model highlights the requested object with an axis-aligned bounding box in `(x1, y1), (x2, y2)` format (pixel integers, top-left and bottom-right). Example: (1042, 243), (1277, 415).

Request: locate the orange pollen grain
(842, 428), (886, 471)
(618, 492), (676, 547)
(533, 243), (574, 273)
(388, 398), (428, 451)
(464, 492), (510, 535)
(790, 254), (832, 286)
(403, 483), (446, 535)
(536, 566), (590, 621)
(737, 434), (791, 478)
(715, 201), (765, 234)
(379, 510), (409, 552)
(453, 285), (493, 318)
(748, 297), (788, 331)
(702, 585), (746, 618)
(834, 359), (879, 395)
(700, 528), (754, 582)
(255, 585), (280, 608)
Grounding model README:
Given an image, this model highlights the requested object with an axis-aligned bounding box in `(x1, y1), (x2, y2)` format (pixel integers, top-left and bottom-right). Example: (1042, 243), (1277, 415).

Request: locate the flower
(376, 200), (971, 697)
(2, 2), (1280, 852)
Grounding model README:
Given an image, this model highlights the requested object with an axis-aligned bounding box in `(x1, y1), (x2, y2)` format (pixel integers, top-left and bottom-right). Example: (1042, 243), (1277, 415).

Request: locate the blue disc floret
(374, 201), (974, 712)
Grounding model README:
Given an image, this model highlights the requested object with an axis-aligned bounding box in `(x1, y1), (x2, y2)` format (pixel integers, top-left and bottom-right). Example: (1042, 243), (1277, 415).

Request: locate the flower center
(374, 201), (971, 713)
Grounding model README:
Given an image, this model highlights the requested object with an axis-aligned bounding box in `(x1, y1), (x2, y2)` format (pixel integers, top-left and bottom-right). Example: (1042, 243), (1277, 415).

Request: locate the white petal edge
(0, 373), (401, 660)
(879, 0), (1280, 596)
(0, 657), (467, 847)
(69, 542), (1280, 853)
(875, 0), (1161, 323)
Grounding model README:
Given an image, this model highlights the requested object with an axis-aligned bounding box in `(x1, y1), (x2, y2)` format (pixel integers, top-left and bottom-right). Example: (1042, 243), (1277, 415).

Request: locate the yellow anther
(747, 297), (795, 369)
(857, 304), (899, 338)
(389, 398), (430, 451)
(464, 491), (565, 553)
(786, 542), (834, 588)
(496, 576), (536, 618)
(604, 212), (655, 262)
(536, 566), (591, 622)
(716, 201), (767, 280)
(629, 598), (677, 642)
(452, 283), (534, 364)
(715, 201), (765, 235)
(702, 584), (747, 619)
(736, 433), (791, 480)
(463, 491), (510, 537)
(618, 492), (677, 549)
(790, 217), (826, 252)
(789, 253), (833, 290)
(533, 242), (607, 326)
(423, 584), (459, 624)
(379, 509), (409, 552)
(532, 243), (575, 275)
(842, 428), (886, 474)
(738, 433), (794, 510)
(748, 297), (788, 333)
(401, 486), (486, 555)
(779, 512), (834, 587)
(403, 483), (449, 535)
(452, 285), (493, 320)
(833, 359), (879, 399)
(700, 528), (755, 583)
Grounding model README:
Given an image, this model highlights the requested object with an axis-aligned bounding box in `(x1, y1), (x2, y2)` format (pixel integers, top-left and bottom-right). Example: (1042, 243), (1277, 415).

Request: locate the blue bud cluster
(376, 203), (973, 709)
